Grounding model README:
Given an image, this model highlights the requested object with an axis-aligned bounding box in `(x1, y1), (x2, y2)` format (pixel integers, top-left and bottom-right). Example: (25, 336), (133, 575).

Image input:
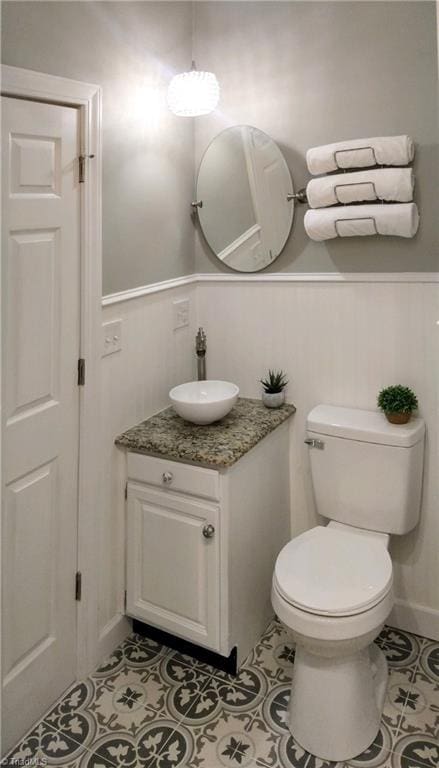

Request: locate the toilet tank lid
(307, 405), (425, 448)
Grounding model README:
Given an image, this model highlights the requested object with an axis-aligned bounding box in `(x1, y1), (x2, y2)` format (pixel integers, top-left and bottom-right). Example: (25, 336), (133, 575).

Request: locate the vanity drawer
(127, 453), (220, 501)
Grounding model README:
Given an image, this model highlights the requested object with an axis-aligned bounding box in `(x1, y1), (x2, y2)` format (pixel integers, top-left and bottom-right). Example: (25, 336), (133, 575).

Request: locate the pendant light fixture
(167, 3), (220, 117)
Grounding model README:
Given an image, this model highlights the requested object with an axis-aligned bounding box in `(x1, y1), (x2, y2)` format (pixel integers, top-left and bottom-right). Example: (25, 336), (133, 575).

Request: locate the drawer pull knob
(202, 524), (215, 539)
(162, 471), (174, 485)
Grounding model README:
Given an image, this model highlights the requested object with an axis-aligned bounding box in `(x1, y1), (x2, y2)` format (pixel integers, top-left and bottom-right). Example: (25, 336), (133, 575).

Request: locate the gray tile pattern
(115, 398), (296, 469)
(3, 621), (438, 768)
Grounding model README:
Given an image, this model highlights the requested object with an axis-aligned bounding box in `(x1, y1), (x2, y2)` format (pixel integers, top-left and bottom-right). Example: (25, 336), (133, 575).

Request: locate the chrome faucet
(195, 327), (207, 381)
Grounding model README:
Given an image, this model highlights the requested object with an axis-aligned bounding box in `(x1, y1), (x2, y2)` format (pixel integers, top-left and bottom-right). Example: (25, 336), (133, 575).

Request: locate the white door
(127, 483), (220, 651)
(243, 128), (292, 261)
(1, 96), (81, 753)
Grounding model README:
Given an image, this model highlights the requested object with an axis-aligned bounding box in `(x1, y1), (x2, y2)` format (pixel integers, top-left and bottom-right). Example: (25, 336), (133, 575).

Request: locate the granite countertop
(115, 397), (295, 469)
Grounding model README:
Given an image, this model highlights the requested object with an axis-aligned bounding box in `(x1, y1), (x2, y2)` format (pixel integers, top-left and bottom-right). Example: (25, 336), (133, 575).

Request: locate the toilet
(271, 404), (425, 762)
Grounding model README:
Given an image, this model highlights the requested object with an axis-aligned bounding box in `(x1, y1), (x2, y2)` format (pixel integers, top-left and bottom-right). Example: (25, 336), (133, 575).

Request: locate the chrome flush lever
(304, 438), (325, 450)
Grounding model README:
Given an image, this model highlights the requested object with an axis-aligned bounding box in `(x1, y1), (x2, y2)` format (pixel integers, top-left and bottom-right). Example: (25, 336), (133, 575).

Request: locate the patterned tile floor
(3, 619), (438, 768)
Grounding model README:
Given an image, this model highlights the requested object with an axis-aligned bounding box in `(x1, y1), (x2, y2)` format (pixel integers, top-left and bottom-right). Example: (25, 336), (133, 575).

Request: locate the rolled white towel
(304, 203), (419, 241)
(306, 136), (415, 175)
(307, 168), (414, 209)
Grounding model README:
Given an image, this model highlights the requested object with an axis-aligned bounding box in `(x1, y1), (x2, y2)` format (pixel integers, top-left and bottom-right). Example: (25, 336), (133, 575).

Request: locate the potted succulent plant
(260, 369), (288, 409)
(377, 384), (418, 425)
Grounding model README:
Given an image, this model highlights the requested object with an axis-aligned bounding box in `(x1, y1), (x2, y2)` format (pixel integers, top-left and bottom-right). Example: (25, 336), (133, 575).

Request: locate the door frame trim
(1, 65), (103, 684)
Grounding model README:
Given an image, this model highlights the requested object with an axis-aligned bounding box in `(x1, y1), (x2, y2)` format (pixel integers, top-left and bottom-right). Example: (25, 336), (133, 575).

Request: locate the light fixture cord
(191, 0), (196, 71)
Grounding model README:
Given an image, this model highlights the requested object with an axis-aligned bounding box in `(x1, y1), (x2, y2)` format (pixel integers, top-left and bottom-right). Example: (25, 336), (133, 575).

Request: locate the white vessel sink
(169, 380), (239, 425)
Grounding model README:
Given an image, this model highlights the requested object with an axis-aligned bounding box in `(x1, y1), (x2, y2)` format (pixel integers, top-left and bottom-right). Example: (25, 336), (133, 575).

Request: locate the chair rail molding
(102, 271), (439, 305)
(102, 274), (197, 306)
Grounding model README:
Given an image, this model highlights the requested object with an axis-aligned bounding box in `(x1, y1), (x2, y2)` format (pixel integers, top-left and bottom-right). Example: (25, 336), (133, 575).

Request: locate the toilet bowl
(272, 523), (394, 761)
(271, 404), (425, 761)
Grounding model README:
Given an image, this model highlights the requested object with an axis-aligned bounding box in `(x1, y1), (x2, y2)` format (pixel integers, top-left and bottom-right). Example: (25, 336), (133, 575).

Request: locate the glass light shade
(167, 69), (220, 117)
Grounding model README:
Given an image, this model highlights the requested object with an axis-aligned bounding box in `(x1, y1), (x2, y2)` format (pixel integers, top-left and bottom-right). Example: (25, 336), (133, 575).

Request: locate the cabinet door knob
(202, 524), (215, 539)
(162, 471), (173, 485)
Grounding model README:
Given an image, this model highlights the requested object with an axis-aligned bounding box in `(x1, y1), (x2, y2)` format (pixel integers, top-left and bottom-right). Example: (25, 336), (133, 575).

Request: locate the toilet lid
(274, 526), (393, 617)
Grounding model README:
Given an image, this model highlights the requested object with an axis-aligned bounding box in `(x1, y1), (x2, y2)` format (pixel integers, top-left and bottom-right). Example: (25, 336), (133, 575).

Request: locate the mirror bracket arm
(287, 188), (308, 204)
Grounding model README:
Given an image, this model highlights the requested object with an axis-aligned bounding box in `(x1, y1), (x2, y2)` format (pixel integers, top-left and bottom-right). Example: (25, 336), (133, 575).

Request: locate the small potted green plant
(260, 369), (288, 409)
(377, 384), (418, 425)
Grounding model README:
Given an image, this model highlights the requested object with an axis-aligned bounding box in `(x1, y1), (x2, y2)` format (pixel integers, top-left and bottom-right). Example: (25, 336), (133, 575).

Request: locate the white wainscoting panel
(99, 276), (439, 644)
(97, 284), (197, 659)
(196, 279), (439, 639)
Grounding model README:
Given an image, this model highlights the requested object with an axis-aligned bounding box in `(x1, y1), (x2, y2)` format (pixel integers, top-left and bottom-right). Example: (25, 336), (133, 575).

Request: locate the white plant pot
(262, 391), (285, 409)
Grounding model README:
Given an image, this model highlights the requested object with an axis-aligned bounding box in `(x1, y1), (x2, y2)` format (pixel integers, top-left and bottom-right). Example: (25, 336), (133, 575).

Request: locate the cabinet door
(126, 483), (220, 651)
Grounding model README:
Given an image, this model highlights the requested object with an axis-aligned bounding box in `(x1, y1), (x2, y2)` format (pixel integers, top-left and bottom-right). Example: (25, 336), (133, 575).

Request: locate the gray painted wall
(194, 1), (439, 273)
(2, 1), (438, 289)
(2, 1), (195, 294)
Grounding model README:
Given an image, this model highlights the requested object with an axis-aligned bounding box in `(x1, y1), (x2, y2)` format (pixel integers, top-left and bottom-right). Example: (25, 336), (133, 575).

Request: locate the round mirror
(196, 125), (294, 272)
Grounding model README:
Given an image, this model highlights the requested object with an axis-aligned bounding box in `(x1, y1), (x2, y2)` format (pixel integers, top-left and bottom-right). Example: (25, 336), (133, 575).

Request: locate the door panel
(127, 483), (220, 651)
(3, 461), (57, 682)
(10, 134), (60, 196)
(2, 96), (81, 754)
(140, 504), (209, 622)
(6, 229), (59, 418)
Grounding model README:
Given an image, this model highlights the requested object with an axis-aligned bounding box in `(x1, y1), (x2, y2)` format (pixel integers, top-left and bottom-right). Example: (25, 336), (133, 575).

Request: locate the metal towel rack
(334, 216), (379, 236)
(333, 145), (379, 170)
(333, 180), (384, 205)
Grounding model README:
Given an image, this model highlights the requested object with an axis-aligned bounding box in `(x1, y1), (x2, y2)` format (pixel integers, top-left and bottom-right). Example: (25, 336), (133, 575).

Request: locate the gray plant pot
(262, 391), (285, 409)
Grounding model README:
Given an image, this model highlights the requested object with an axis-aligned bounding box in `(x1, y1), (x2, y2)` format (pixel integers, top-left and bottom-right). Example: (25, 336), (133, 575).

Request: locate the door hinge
(75, 571), (82, 601)
(78, 358), (85, 386)
(124, 483), (128, 500)
(78, 153), (95, 184)
(124, 590), (127, 611)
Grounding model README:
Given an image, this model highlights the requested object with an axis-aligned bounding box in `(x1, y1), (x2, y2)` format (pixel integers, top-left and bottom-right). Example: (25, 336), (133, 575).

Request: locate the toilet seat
(274, 525), (392, 617)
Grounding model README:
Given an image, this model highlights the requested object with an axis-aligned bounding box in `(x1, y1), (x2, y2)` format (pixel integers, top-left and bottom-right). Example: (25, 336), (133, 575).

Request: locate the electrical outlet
(173, 298), (190, 330)
(102, 319), (122, 357)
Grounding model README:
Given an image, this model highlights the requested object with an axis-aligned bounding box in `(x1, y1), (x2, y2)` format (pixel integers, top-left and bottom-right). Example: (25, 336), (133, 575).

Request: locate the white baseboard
(388, 598), (439, 642)
(97, 614), (132, 664)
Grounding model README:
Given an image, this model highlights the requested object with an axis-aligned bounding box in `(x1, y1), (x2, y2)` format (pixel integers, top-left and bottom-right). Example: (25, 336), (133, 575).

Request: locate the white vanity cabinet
(125, 420), (291, 666)
(126, 455), (221, 650)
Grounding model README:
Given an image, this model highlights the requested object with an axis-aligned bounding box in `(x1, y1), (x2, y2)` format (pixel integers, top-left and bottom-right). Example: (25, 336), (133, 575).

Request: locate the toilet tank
(306, 405), (425, 535)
